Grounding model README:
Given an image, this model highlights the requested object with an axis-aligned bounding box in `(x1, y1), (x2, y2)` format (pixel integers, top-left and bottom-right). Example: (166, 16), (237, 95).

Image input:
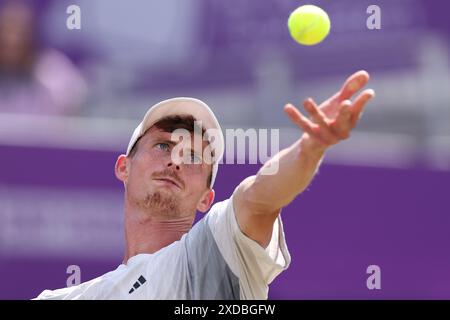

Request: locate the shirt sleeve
(206, 186), (291, 299)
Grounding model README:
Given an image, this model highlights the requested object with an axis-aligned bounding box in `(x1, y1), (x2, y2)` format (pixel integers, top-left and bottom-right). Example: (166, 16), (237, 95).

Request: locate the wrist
(299, 133), (327, 157)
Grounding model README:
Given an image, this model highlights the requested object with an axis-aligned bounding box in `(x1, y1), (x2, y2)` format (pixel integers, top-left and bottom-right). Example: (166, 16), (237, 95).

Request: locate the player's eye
(155, 142), (170, 152)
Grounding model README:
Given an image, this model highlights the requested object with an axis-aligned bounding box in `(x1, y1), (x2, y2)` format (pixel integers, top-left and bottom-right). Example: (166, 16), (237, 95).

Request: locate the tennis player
(35, 70), (374, 299)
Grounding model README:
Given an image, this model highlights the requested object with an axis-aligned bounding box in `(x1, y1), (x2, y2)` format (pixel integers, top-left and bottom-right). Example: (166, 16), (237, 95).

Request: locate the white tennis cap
(126, 97), (224, 188)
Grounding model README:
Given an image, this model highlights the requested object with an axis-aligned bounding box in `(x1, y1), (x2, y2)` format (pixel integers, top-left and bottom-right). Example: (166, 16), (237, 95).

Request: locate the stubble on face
(144, 190), (181, 218)
(128, 186), (184, 219)
(129, 164), (190, 218)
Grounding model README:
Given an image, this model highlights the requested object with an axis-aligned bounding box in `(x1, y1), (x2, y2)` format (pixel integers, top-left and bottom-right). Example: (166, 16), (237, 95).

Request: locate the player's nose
(167, 161), (181, 171)
(166, 150), (182, 171)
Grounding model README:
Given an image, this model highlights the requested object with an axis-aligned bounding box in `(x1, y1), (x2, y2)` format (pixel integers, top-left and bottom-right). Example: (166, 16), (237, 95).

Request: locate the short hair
(128, 115), (213, 188)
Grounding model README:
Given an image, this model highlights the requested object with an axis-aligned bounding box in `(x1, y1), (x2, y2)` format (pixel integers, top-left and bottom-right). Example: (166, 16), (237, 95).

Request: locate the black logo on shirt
(128, 275), (147, 294)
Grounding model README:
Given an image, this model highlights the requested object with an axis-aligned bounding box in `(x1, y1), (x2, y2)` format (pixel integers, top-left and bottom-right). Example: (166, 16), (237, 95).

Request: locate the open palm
(284, 70), (375, 151)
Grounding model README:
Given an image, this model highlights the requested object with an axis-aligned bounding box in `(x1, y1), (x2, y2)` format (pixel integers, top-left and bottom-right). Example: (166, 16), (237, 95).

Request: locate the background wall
(0, 0), (449, 299)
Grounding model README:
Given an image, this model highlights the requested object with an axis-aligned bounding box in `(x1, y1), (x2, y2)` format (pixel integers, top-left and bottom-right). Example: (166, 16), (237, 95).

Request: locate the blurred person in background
(0, 0), (86, 115)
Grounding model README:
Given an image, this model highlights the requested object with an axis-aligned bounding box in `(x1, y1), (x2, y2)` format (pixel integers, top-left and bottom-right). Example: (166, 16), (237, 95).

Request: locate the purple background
(1, 144), (449, 299)
(1, 0), (450, 299)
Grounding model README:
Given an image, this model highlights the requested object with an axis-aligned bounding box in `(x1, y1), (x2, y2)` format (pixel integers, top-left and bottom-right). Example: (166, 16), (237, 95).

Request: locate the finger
(303, 98), (337, 144)
(330, 100), (352, 139)
(350, 89), (375, 128)
(285, 104), (337, 146)
(338, 70), (370, 101)
(303, 98), (329, 127)
(284, 103), (317, 137)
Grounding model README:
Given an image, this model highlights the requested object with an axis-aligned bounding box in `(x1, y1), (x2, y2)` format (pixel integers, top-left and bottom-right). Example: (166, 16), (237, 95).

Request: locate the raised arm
(233, 70), (375, 247)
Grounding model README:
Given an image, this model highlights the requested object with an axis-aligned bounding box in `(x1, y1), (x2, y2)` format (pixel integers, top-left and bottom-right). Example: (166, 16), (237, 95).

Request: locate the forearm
(243, 134), (326, 212)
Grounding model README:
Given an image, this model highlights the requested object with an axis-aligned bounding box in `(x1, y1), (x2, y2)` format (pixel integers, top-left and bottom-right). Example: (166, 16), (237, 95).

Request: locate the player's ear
(196, 189), (215, 213)
(115, 154), (130, 182)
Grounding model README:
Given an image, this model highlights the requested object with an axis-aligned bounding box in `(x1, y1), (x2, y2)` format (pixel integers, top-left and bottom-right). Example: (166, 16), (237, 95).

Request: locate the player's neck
(122, 209), (194, 264)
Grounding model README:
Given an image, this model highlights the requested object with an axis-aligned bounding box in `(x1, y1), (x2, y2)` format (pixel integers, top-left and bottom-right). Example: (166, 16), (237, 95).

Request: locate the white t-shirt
(35, 189), (291, 300)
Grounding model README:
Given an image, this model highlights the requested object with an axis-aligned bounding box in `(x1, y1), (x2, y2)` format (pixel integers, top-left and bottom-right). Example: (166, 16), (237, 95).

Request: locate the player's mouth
(154, 177), (182, 189)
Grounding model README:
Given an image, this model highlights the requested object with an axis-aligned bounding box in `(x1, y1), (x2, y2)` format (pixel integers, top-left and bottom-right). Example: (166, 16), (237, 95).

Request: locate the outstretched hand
(284, 70), (375, 152)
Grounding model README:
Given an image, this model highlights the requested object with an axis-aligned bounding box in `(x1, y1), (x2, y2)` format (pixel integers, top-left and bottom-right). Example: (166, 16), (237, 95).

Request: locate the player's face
(124, 126), (213, 217)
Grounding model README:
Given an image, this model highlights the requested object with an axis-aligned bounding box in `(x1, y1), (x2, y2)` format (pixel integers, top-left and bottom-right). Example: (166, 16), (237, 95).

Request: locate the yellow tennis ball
(287, 5), (331, 46)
